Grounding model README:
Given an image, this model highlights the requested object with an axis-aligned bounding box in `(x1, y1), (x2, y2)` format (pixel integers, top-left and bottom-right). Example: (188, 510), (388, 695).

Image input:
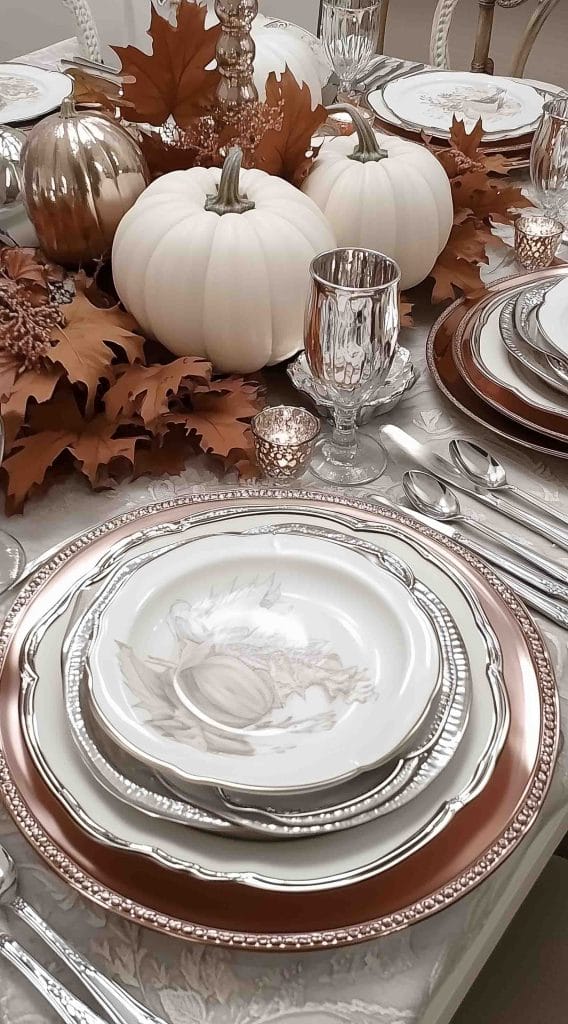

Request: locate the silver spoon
(450, 439), (568, 527)
(402, 471), (568, 596)
(0, 845), (168, 1024)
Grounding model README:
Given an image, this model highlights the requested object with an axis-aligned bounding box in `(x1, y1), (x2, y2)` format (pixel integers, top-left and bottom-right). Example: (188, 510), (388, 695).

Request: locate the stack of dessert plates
(366, 69), (562, 164)
(428, 266), (568, 458)
(1, 490), (558, 950)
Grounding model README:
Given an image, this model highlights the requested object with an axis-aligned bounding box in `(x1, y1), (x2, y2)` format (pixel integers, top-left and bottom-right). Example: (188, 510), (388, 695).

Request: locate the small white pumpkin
(112, 147), (336, 374)
(302, 105), (454, 290)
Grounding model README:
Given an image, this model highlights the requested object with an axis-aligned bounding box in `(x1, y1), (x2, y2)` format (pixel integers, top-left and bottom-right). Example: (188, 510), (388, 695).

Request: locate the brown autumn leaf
(247, 71), (328, 185)
(399, 295), (413, 329)
(1, 366), (63, 449)
(430, 249), (484, 303)
(111, 2), (221, 127)
(46, 276), (144, 411)
(2, 391), (138, 511)
(131, 429), (190, 481)
(0, 248), (50, 289)
(186, 388), (262, 459)
(104, 357), (212, 426)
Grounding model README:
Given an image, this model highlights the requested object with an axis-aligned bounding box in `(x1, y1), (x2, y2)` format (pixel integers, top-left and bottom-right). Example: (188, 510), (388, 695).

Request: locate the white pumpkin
(302, 106), (454, 290)
(204, 2), (330, 110)
(112, 148), (336, 374)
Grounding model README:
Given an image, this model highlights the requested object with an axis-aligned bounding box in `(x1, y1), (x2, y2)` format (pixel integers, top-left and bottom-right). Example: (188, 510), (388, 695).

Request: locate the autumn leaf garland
(0, 256), (264, 513)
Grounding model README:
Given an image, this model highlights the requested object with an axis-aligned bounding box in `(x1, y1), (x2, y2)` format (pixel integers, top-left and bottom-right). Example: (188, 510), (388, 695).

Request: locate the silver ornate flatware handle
(11, 896), (168, 1024)
(0, 934), (107, 1024)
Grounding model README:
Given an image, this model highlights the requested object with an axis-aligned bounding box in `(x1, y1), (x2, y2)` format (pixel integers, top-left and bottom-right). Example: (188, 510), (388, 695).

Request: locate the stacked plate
(0, 63), (71, 126)
(366, 69), (558, 164)
(0, 490), (558, 949)
(428, 266), (568, 459)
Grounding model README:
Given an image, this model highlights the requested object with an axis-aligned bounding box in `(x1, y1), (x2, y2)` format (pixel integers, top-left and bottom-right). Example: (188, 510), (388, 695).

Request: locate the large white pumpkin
(302, 106), (454, 290)
(112, 148), (336, 374)
(204, 2), (330, 110)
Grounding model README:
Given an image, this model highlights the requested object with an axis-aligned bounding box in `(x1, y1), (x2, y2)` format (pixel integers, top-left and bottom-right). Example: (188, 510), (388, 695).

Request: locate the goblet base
(310, 432), (387, 486)
(0, 531), (25, 596)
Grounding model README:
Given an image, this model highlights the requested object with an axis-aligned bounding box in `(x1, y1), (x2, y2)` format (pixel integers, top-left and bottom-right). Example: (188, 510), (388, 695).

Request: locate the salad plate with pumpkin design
(66, 532), (443, 795)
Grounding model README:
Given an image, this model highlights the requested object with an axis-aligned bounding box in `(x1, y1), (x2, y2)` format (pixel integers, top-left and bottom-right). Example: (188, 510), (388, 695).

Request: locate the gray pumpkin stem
(205, 146), (256, 216)
(327, 103), (388, 163)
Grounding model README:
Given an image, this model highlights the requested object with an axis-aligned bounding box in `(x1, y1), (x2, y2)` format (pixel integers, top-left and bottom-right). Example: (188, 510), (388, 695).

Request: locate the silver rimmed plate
(63, 523), (470, 839)
(500, 295), (568, 398)
(378, 70), (543, 140)
(22, 501), (508, 892)
(0, 63), (72, 123)
(71, 532), (441, 795)
(537, 278), (568, 361)
(514, 282), (568, 377)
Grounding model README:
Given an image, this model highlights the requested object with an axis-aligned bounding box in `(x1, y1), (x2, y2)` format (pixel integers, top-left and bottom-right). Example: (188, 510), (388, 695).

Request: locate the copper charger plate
(427, 268), (568, 460)
(453, 276), (568, 442)
(0, 491), (559, 951)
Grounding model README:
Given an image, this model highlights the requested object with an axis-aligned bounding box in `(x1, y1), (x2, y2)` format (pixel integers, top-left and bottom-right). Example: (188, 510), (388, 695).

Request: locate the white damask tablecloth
(2, 40), (568, 1024)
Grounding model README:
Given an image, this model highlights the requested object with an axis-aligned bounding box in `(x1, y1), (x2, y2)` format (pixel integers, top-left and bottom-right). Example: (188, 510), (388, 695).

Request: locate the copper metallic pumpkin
(22, 97), (150, 264)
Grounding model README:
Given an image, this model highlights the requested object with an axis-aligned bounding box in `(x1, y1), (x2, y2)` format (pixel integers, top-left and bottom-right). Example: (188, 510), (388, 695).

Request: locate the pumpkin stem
(59, 95), (77, 119)
(205, 147), (256, 216)
(327, 104), (388, 163)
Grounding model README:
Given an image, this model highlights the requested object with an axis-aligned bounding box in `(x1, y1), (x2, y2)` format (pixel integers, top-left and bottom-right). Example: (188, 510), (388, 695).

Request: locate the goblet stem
(330, 405), (358, 462)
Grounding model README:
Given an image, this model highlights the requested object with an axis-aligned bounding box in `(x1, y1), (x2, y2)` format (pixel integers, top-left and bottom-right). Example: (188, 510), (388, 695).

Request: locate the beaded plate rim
(0, 488), (559, 951)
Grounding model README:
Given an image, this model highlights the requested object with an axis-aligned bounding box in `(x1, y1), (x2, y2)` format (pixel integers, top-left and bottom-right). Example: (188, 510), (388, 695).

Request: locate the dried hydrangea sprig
(0, 284), (65, 371)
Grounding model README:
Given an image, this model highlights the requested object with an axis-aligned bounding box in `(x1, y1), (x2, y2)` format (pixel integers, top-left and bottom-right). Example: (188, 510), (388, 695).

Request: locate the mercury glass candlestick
(214, 0), (259, 109)
(252, 406), (320, 481)
(514, 212), (564, 270)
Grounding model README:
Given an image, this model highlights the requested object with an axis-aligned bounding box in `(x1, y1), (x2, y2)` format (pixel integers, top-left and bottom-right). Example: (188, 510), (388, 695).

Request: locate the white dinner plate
(0, 64), (71, 123)
(23, 505), (507, 891)
(501, 296), (568, 398)
(472, 296), (568, 416)
(537, 278), (568, 361)
(381, 70), (543, 137)
(81, 532), (441, 794)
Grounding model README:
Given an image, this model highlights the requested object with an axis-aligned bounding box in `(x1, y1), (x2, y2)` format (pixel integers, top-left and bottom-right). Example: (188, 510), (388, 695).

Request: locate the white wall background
(1, 0), (566, 88)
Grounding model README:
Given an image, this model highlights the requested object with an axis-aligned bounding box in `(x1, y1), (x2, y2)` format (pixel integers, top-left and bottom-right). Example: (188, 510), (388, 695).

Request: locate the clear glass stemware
(320, 0), (382, 103)
(530, 96), (568, 219)
(304, 247), (400, 486)
(0, 417), (25, 595)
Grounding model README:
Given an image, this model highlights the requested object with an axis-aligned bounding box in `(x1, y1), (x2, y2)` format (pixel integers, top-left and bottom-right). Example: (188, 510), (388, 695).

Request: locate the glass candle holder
(252, 406), (320, 481)
(514, 212), (564, 271)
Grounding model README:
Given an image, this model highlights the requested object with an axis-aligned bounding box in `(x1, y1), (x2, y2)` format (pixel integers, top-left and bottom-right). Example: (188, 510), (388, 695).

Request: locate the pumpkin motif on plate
(302, 104), (454, 290)
(112, 146), (336, 374)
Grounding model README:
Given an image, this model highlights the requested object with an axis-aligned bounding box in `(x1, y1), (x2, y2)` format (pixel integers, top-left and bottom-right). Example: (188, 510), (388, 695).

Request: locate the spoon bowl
(403, 471), (462, 521)
(449, 440), (507, 490)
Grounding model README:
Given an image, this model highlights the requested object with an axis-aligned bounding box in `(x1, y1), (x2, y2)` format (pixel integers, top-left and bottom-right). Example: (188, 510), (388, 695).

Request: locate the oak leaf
(186, 388), (261, 459)
(104, 357), (211, 426)
(246, 72), (328, 185)
(0, 248), (49, 289)
(430, 251), (484, 303)
(111, 2), (221, 126)
(2, 392), (138, 511)
(1, 366), (63, 449)
(46, 277), (144, 411)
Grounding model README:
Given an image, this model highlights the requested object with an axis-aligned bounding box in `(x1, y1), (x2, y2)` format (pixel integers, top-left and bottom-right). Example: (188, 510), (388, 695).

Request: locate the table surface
(3, 39), (568, 1024)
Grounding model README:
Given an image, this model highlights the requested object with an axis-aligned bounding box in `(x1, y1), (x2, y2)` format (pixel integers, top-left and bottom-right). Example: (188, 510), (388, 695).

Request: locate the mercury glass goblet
(304, 247), (400, 486)
(530, 97), (568, 220)
(320, 0), (382, 104)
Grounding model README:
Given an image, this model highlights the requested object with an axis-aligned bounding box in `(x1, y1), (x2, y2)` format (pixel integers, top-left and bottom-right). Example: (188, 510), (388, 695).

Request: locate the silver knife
(369, 493), (568, 629)
(381, 424), (568, 559)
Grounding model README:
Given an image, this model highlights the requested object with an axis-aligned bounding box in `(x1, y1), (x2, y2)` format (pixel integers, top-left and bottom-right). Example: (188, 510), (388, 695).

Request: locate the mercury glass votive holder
(515, 212), (564, 270)
(252, 405), (320, 481)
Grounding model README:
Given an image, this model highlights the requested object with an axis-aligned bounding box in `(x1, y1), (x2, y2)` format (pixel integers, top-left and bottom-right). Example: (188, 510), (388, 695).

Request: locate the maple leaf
(449, 117), (484, 161)
(111, 2), (221, 127)
(46, 276), (144, 412)
(104, 357), (211, 426)
(185, 389), (261, 459)
(245, 71), (328, 185)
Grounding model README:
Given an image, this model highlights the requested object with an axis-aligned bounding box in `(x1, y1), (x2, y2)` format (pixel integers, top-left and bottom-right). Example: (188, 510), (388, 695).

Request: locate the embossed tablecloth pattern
(1, 43), (568, 1024)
